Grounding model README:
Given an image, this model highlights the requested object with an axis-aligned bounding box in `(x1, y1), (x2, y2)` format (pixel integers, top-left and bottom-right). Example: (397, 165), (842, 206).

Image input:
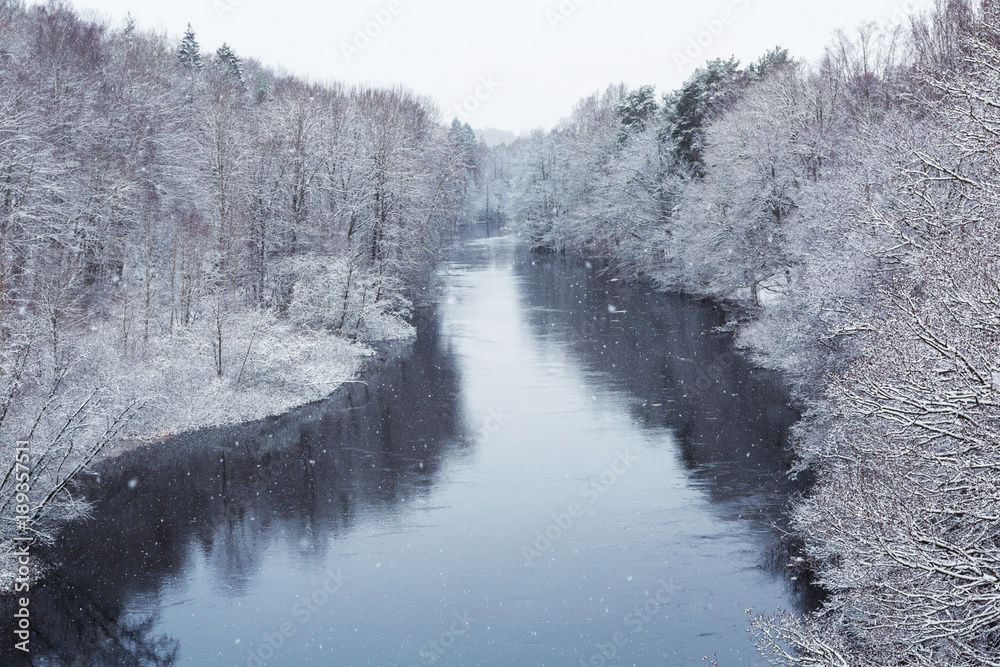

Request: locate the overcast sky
(52, 0), (933, 133)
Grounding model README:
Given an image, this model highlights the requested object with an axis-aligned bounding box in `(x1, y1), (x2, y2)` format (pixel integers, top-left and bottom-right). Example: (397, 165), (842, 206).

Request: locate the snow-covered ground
(0, 312), (416, 593)
(98, 310), (416, 453)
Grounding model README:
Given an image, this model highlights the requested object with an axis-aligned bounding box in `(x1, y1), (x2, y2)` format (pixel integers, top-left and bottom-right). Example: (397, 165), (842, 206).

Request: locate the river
(4, 232), (810, 666)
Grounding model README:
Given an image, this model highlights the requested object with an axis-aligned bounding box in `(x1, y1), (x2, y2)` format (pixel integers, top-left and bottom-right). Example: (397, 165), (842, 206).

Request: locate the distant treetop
(178, 23), (203, 71)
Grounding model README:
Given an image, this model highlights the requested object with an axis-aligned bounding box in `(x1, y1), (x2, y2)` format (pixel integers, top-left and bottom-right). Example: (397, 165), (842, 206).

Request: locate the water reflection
(1, 307), (464, 664)
(2, 233), (811, 666)
(516, 252), (802, 510)
(514, 252), (815, 598)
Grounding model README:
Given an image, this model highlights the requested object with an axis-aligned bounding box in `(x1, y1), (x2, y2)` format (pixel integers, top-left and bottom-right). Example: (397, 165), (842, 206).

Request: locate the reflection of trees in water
(515, 251), (819, 608)
(0, 306), (463, 663)
(517, 253), (797, 483)
(4, 568), (178, 666)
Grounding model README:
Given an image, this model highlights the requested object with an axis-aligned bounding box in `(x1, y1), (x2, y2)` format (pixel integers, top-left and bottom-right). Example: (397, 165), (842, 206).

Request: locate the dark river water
(5, 233), (809, 666)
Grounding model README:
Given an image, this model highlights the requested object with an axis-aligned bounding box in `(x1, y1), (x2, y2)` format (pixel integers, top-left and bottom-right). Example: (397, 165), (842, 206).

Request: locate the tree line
(0, 0), (477, 584)
(485, 0), (1000, 663)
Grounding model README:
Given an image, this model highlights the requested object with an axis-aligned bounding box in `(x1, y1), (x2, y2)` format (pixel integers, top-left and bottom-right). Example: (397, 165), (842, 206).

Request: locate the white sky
(54, 0), (934, 133)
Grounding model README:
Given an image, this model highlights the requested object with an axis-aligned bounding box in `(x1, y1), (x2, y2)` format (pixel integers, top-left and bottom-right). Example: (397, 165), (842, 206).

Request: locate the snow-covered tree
(663, 57), (746, 175)
(0, 4), (470, 589)
(215, 42), (246, 90)
(177, 23), (202, 70)
(616, 84), (659, 140)
(480, 6), (1000, 664)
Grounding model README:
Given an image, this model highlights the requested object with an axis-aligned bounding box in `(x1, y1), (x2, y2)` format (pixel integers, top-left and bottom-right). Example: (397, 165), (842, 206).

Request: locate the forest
(479, 0), (1000, 663)
(4, 0), (1000, 663)
(0, 0), (476, 589)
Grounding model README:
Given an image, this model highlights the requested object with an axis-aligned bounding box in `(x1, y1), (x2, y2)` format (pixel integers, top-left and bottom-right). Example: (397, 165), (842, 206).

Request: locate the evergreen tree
(663, 57), (744, 175)
(616, 85), (659, 142)
(748, 47), (790, 80)
(449, 118), (480, 193)
(177, 23), (203, 70)
(215, 43), (246, 90)
(123, 12), (136, 43)
(449, 118), (478, 149)
(253, 71), (270, 104)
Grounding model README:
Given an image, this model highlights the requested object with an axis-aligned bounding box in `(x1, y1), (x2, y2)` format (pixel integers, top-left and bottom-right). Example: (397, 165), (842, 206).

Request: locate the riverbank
(105, 321), (412, 454)
(492, 8), (1000, 660)
(0, 2), (470, 601)
(2, 234), (809, 665)
(0, 314), (415, 594)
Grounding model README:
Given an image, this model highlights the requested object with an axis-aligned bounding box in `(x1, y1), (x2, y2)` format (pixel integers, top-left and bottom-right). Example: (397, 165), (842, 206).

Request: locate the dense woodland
(4, 0), (1000, 663)
(483, 0), (1000, 664)
(0, 0), (476, 587)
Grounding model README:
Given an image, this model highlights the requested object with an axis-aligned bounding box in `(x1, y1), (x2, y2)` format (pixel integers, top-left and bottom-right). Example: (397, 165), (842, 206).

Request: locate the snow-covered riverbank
(0, 313), (415, 593)
(0, 2), (472, 597)
(485, 5), (1000, 663)
(109, 317), (414, 450)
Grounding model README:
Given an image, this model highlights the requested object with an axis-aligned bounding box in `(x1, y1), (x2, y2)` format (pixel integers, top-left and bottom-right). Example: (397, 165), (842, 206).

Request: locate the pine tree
(616, 85), (659, 142)
(748, 47), (790, 80)
(123, 13), (136, 43)
(216, 43), (246, 90)
(663, 57), (745, 174)
(178, 23), (203, 70)
(253, 71), (270, 104)
(449, 118), (477, 149)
